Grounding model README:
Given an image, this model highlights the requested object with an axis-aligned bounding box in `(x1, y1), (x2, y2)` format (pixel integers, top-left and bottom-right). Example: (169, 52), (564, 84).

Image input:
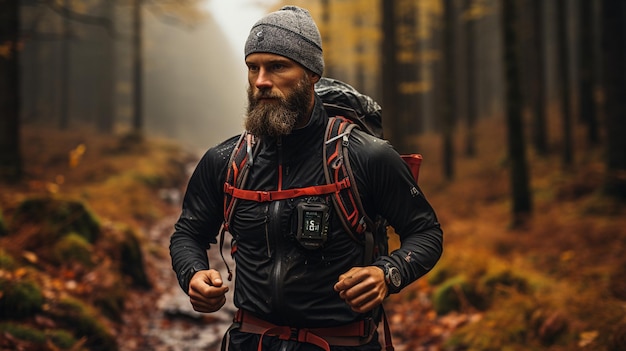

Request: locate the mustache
(253, 90), (282, 100)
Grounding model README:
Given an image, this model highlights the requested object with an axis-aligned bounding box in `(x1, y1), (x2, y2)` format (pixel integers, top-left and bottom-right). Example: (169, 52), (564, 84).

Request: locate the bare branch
(43, 0), (118, 38)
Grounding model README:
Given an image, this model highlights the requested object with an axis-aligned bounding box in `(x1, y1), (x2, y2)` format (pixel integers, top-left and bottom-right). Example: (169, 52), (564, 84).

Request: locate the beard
(244, 75), (313, 137)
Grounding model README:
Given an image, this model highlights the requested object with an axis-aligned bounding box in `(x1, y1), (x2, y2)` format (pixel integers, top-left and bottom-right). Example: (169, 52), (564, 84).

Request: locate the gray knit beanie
(244, 5), (324, 76)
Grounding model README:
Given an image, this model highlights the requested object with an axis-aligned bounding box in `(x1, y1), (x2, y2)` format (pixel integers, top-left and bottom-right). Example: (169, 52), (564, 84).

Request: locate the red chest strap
(224, 178), (351, 202)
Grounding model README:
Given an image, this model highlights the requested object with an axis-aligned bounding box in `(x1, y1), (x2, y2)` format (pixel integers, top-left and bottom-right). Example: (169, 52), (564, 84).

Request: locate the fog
(144, 10), (248, 153)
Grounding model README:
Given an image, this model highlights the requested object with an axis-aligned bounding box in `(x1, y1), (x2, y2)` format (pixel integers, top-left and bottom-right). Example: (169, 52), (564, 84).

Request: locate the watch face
(389, 267), (401, 288)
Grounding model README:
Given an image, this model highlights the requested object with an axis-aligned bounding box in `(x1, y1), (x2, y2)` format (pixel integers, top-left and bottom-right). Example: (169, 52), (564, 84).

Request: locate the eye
(271, 63), (286, 71)
(247, 64), (259, 73)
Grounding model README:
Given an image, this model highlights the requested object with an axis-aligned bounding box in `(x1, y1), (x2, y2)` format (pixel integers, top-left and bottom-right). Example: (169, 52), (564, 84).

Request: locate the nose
(253, 67), (272, 90)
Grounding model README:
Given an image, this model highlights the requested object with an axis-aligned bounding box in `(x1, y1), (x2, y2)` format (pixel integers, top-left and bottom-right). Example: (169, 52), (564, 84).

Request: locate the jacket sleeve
(350, 132), (443, 292)
(169, 138), (235, 293)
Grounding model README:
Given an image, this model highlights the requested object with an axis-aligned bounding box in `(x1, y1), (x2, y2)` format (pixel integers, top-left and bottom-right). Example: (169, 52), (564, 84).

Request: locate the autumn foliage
(1, 119), (625, 350)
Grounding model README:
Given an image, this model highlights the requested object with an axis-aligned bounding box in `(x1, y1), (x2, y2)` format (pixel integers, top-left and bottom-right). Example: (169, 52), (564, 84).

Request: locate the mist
(143, 10), (248, 153)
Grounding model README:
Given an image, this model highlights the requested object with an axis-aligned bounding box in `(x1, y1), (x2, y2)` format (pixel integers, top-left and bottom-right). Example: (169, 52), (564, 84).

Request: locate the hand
(188, 269), (229, 313)
(333, 266), (387, 313)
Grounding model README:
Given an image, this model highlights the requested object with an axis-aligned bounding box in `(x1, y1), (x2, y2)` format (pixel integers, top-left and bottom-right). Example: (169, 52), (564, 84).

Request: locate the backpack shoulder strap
(223, 132), (256, 230)
(219, 132), (256, 281)
(323, 116), (377, 264)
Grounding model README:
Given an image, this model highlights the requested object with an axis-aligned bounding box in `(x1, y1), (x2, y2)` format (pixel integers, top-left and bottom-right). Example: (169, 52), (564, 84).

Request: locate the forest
(1, 0), (625, 350)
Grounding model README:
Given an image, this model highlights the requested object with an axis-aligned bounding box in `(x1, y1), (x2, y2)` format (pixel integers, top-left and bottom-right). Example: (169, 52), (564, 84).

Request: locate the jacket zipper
(270, 137), (286, 320)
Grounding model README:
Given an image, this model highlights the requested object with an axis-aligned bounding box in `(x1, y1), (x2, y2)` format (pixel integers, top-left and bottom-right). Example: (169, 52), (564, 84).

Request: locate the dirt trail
(117, 211), (236, 351)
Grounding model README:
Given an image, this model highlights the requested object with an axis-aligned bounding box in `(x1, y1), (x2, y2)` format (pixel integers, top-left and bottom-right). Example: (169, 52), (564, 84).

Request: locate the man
(170, 6), (443, 351)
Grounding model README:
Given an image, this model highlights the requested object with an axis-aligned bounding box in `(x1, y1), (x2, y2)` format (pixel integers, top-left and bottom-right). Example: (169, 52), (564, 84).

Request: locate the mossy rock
(0, 322), (47, 345)
(427, 264), (454, 286)
(0, 323), (81, 350)
(0, 277), (44, 319)
(11, 197), (100, 245)
(0, 248), (15, 270)
(93, 278), (127, 322)
(120, 227), (150, 288)
(479, 268), (529, 300)
(47, 296), (117, 351)
(52, 232), (94, 267)
(432, 275), (485, 315)
(0, 208), (7, 236)
(45, 329), (81, 349)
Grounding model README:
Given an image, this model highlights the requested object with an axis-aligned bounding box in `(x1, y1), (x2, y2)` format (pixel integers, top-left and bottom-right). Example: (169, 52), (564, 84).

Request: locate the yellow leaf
(69, 143), (86, 168)
(46, 182), (59, 194)
(560, 250), (575, 262)
(14, 267), (28, 278)
(579, 330), (598, 347)
(22, 251), (38, 264)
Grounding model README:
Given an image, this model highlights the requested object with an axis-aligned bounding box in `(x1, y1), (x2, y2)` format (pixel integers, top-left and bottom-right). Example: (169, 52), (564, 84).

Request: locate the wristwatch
(382, 263), (402, 292)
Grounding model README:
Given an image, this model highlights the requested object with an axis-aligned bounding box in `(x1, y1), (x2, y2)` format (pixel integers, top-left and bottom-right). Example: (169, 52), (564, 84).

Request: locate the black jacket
(170, 95), (443, 328)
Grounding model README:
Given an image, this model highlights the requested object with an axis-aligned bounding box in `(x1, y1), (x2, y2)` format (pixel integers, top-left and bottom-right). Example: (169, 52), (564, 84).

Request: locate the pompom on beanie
(244, 6), (324, 76)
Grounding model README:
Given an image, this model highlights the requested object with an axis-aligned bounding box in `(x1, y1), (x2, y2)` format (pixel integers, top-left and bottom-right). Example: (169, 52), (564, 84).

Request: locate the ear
(310, 72), (321, 84)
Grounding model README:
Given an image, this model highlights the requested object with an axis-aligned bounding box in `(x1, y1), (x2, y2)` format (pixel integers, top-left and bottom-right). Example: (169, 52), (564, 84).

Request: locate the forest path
(117, 210), (236, 351)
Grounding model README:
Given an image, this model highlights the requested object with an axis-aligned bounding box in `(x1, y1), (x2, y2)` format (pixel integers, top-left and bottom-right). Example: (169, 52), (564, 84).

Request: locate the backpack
(219, 77), (422, 281)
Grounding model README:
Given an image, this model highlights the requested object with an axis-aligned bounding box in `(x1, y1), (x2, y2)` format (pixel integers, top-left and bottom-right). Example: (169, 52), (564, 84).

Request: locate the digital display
(303, 210), (322, 238)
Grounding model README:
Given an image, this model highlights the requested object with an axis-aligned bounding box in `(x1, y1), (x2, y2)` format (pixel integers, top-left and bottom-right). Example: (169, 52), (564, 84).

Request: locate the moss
(52, 232), (93, 267)
(427, 264), (454, 286)
(432, 275), (485, 315)
(0, 208), (7, 236)
(93, 279), (126, 322)
(479, 269), (529, 301)
(0, 322), (47, 344)
(118, 227), (150, 288)
(134, 172), (165, 188)
(45, 328), (80, 349)
(0, 323), (82, 350)
(47, 296), (117, 351)
(446, 294), (550, 351)
(0, 248), (15, 270)
(12, 197), (100, 244)
(0, 277), (44, 319)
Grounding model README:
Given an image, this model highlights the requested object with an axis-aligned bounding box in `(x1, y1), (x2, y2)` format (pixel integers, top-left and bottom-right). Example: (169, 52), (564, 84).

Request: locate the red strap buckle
(257, 191), (271, 202)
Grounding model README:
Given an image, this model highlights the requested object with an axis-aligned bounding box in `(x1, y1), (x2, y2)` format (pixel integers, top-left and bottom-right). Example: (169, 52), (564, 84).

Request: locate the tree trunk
(97, 0), (115, 134)
(59, 0), (71, 129)
(381, 0), (402, 151)
(132, 0), (144, 136)
(442, 0), (456, 180)
(465, 0), (477, 158)
(600, 0), (626, 199)
(531, 0), (548, 155)
(397, 0), (421, 149)
(578, 0), (599, 145)
(556, 0), (573, 168)
(320, 0), (333, 78)
(502, 0), (532, 224)
(0, 0), (22, 182)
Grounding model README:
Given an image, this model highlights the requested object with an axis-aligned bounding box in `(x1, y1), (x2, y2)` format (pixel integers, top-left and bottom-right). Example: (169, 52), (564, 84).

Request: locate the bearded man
(170, 6), (443, 351)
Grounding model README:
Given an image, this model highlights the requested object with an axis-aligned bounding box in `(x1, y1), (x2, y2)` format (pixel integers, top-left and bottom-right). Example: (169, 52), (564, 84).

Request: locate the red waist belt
(234, 309), (377, 351)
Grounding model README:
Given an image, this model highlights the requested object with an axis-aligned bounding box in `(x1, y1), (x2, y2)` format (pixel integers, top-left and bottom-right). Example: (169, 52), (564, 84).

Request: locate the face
(245, 53), (319, 137)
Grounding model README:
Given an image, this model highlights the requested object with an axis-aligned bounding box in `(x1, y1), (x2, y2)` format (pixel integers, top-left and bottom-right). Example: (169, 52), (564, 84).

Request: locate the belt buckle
(289, 327), (300, 341)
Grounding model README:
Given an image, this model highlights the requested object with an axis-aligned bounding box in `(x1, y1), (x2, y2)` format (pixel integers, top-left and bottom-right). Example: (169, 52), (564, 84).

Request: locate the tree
(556, 0), (573, 168)
(530, 0), (548, 155)
(463, 0), (478, 157)
(441, 0), (456, 180)
(578, 0), (599, 145)
(319, 0), (334, 79)
(396, 0), (421, 148)
(59, 0), (71, 129)
(600, 0), (626, 199)
(0, 0), (22, 182)
(502, 0), (532, 224)
(131, 0), (144, 136)
(381, 0), (405, 152)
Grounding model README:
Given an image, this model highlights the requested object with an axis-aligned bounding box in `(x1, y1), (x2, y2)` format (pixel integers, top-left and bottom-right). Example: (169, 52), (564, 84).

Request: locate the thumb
(206, 269), (224, 287)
